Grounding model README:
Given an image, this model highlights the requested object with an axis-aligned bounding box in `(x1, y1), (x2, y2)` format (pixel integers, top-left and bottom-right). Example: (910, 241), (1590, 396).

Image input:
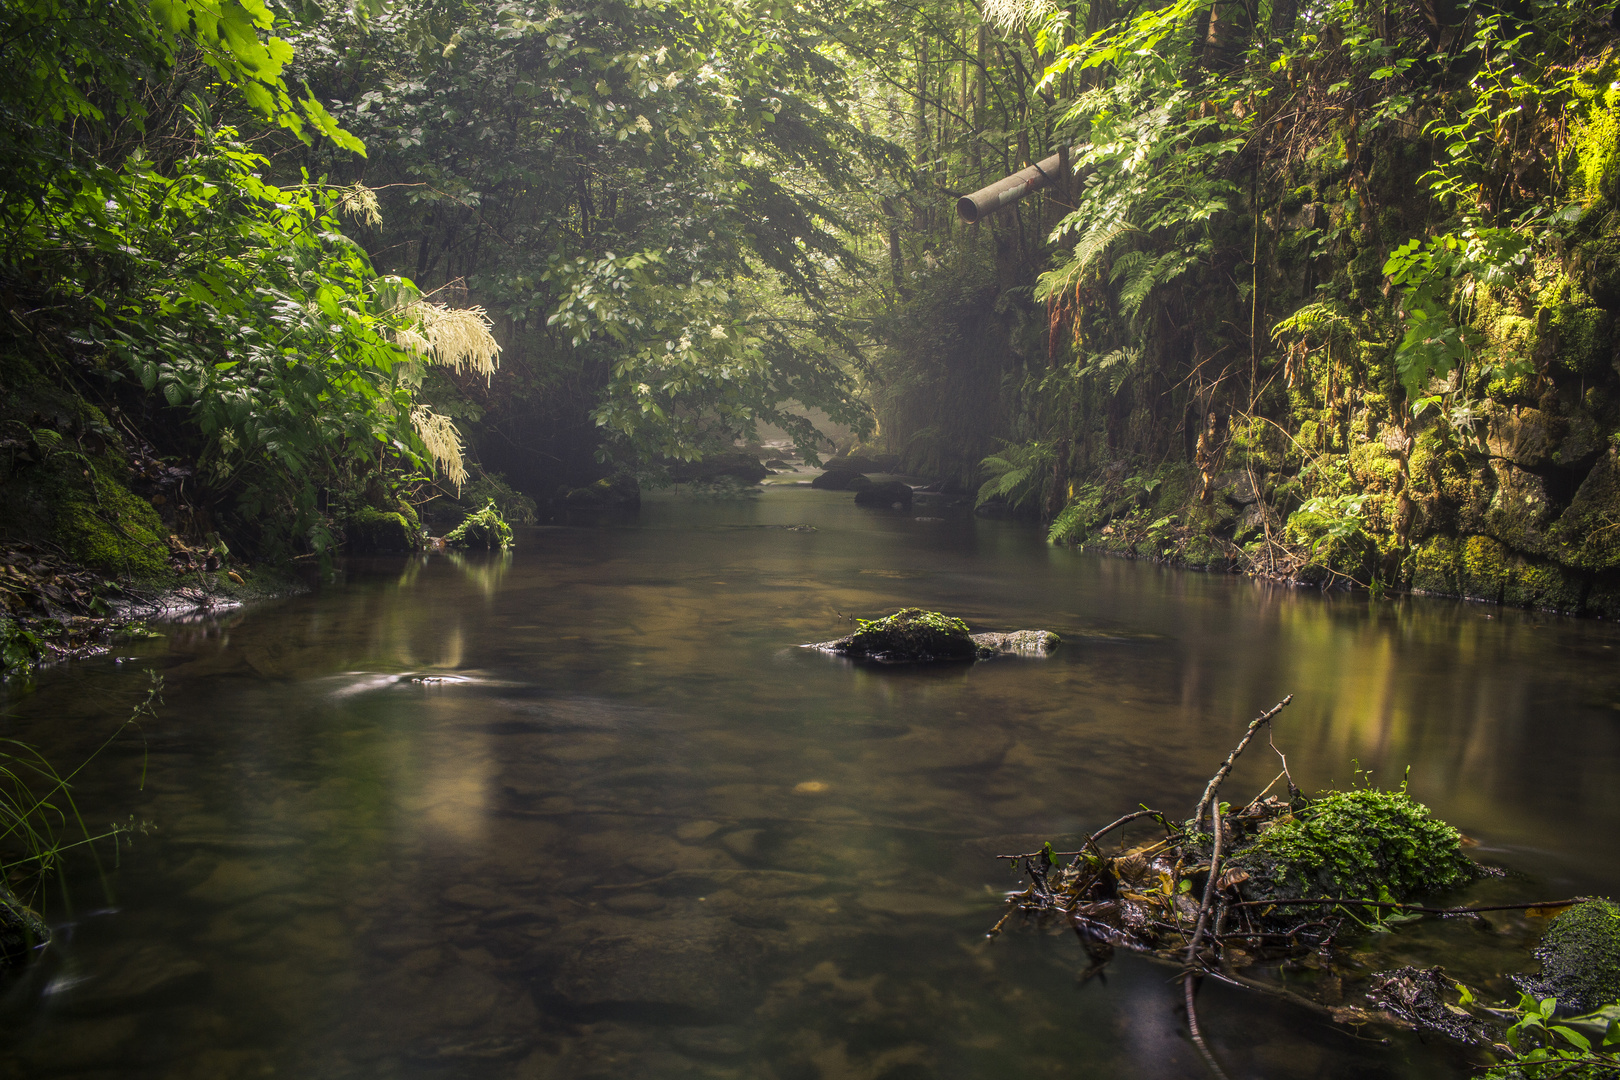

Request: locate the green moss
(1349, 439), (1403, 493)
(1525, 899), (1620, 1014)
(445, 500), (513, 550)
(1229, 787), (1474, 905)
(840, 608), (981, 662)
(1552, 305), (1615, 376)
(346, 507), (420, 554)
(1409, 535), (1462, 595)
(1461, 534), (1511, 602)
(52, 462), (168, 579)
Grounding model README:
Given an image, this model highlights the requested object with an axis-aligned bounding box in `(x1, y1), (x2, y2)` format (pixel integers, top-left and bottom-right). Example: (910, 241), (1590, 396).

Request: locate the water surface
(3, 485), (1618, 1079)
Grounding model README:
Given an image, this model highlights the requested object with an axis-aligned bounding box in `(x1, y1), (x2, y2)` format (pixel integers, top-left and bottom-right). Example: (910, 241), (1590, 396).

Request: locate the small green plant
(0, 674), (158, 963)
(1487, 992), (1620, 1079)
(444, 500), (513, 550)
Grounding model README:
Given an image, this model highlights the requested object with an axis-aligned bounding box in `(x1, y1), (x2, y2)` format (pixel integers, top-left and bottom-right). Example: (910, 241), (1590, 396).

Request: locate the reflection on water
(2, 487), (1619, 1079)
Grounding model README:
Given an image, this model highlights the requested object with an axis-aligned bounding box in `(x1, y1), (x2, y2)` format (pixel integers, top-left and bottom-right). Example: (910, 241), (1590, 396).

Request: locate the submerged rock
(805, 609), (1060, 663)
(1518, 898), (1620, 1013)
(809, 468), (864, 490)
(853, 480), (913, 509)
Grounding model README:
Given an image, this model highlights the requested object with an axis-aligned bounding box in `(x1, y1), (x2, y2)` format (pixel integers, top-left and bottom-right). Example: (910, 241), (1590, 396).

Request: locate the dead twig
(1228, 896), (1595, 916)
(1193, 696), (1293, 834)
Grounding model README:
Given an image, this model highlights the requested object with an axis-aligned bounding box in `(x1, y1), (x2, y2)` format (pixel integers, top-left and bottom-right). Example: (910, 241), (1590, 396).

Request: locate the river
(2, 482), (1618, 1079)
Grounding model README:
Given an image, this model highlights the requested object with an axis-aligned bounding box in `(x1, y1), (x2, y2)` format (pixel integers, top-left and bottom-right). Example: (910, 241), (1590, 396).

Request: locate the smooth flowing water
(2, 484), (1618, 1080)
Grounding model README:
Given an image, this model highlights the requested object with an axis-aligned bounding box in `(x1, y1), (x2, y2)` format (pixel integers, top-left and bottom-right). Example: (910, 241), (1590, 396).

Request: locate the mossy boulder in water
(818, 608), (984, 662)
(1519, 899), (1620, 1013)
(854, 480), (913, 508)
(445, 500), (513, 550)
(1225, 786), (1475, 905)
(807, 609), (1061, 663)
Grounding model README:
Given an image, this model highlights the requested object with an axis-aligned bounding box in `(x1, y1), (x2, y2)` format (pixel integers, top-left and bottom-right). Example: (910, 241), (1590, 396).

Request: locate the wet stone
(856, 891), (979, 918)
(548, 920), (765, 1019)
(443, 884), (520, 910)
(185, 860), (303, 906)
(668, 1025), (751, 1060)
(675, 820), (724, 843)
(719, 829), (764, 859)
(62, 942), (209, 1014)
(603, 893), (666, 914)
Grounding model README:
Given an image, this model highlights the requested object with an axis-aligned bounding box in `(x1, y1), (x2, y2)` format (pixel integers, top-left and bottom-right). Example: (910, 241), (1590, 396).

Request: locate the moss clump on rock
(837, 608), (982, 662)
(346, 507), (421, 554)
(1521, 899), (1620, 1014)
(52, 462), (169, 579)
(1227, 786), (1475, 905)
(445, 500), (513, 550)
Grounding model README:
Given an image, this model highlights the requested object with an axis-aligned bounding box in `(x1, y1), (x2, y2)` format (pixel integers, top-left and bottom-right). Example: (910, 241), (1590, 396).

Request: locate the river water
(2, 483), (1618, 1079)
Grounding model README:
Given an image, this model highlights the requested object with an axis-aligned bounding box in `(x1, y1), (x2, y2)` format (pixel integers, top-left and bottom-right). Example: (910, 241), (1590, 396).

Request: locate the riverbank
(0, 542), (303, 678)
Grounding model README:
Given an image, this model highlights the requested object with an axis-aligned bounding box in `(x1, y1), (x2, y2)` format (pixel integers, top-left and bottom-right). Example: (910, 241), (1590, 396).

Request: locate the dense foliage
(864, 0), (1620, 615)
(4, 0), (1620, 622)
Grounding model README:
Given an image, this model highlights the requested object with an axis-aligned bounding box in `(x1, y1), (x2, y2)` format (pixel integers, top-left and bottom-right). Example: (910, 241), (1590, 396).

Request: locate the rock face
(805, 609), (1060, 663)
(1518, 899), (1620, 1013)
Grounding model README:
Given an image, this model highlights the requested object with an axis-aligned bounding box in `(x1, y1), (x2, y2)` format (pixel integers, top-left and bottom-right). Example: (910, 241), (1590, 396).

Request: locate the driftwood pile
(990, 696), (1602, 1079)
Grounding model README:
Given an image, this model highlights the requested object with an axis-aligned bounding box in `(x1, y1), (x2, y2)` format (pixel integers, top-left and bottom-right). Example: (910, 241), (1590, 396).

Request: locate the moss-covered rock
(51, 461), (170, 579)
(812, 608), (985, 663)
(445, 500), (513, 550)
(1552, 305), (1616, 377)
(1484, 463), (1557, 557)
(1520, 899), (1620, 1014)
(346, 507), (420, 554)
(1226, 787), (1475, 906)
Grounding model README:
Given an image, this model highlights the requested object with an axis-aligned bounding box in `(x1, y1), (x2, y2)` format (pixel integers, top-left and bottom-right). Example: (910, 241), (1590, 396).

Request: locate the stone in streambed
(969, 629), (1061, 657)
(853, 480), (913, 509)
(804, 608), (1060, 664)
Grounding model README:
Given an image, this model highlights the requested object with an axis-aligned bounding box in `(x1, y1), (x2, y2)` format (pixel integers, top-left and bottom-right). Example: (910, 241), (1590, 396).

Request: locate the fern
(1035, 223), (1130, 303)
(976, 441), (1054, 510)
(1271, 302), (1351, 343)
(1047, 483), (1104, 543)
(1114, 252), (1156, 318)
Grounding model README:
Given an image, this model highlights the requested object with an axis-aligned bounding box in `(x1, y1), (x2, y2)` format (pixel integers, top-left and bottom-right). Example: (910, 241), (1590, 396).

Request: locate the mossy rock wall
(0, 369), (169, 580)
